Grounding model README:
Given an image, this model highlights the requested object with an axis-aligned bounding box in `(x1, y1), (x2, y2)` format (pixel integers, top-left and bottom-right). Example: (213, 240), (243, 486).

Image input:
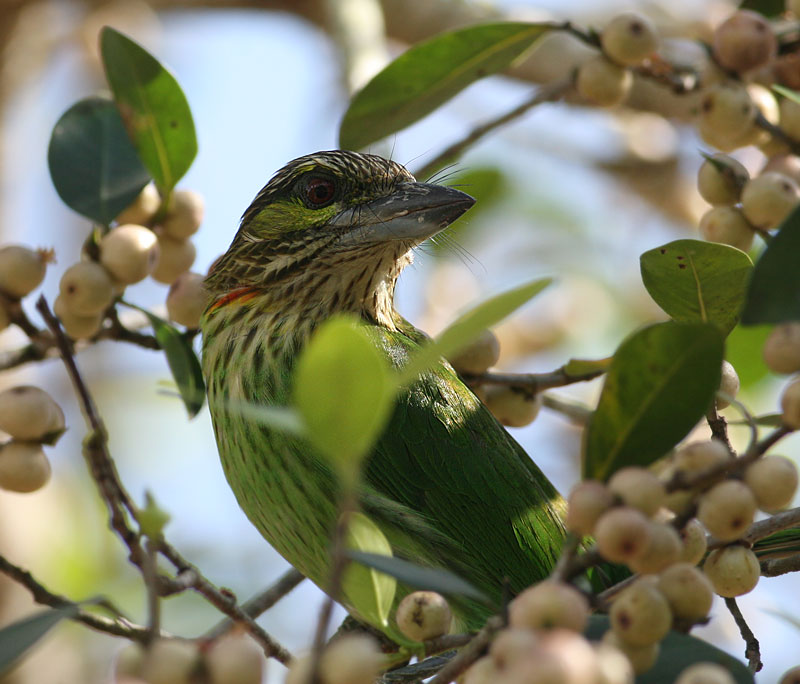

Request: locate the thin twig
(423, 633), (474, 657)
(724, 597), (762, 673)
(541, 393), (593, 424)
(754, 111), (800, 157)
(761, 553), (800, 577)
(745, 507), (800, 546)
(465, 365), (605, 394)
(144, 539), (161, 642)
(427, 616), (503, 684)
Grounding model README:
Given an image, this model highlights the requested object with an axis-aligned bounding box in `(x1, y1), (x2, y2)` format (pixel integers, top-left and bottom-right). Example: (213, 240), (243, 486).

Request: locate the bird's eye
(304, 177), (336, 207)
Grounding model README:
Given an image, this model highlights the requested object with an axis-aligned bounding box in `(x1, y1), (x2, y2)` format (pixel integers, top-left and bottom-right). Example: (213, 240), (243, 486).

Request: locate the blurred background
(0, 0), (798, 682)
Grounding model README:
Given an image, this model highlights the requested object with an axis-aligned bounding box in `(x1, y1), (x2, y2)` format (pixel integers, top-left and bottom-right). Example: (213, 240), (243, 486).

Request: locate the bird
(200, 150), (566, 637)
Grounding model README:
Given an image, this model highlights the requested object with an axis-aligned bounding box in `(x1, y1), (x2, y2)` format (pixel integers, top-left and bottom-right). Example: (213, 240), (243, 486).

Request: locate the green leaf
(741, 204), (800, 324)
(342, 513), (396, 627)
(348, 551), (491, 605)
(100, 27), (197, 195)
(586, 615), (753, 683)
(774, 85), (800, 105)
(725, 323), (771, 388)
(400, 278), (551, 385)
(0, 606), (79, 675)
(339, 22), (553, 150)
(123, 303), (205, 417)
(584, 322), (724, 481)
(740, 0), (786, 18)
(640, 239), (753, 336)
(48, 96), (150, 225)
(293, 316), (395, 474)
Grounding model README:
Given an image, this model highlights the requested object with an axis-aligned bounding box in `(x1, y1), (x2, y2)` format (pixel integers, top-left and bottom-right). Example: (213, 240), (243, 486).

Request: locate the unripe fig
(594, 641), (635, 684)
(152, 233), (196, 284)
(657, 562), (714, 622)
(535, 629), (600, 684)
(780, 98), (800, 142)
(0, 385), (64, 442)
(319, 634), (383, 684)
(508, 580), (589, 633)
(763, 154), (800, 185)
(602, 631), (659, 676)
(678, 518), (708, 565)
(206, 632), (264, 684)
(780, 665), (800, 684)
(716, 361), (740, 409)
(676, 662), (735, 684)
(712, 10), (777, 74)
(166, 272), (208, 328)
(697, 154), (749, 206)
(697, 480), (756, 542)
(703, 545), (760, 597)
(734, 84), (778, 148)
(448, 329), (500, 375)
(775, 52), (800, 90)
(698, 206), (753, 252)
(58, 261), (114, 315)
(576, 55), (632, 107)
(698, 84), (756, 143)
(489, 628), (539, 670)
(781, 377), (800, 429)
(565, 480), (615, 536)
(628, 522), (682, 575)
(608, 467), (665, 517)
(0, 304), (9, 332)
(114, 642), (145, 678)
(744, 455), (798, 511)
(0, 245), (49, 298)
(674, 440), (730, 476)
(100, 224), (160, 284)
(0, 442), (51, 493)
(741, 172), (800, 229)
(396, 591), (452, 641)
(140, 639), (199, 684)
(594, 507), (653, 565)
(161, 189), (204, 239)
(459, 656), (500, 684)
(600, 12), (658, 67)
(763, 322), (800, 374)
(54, 295), (104, 339)
(609, 580), (672, 647)
(116, 183), (160, 226)
(284, 655), (312, 684)
(482, 386), (542, 428)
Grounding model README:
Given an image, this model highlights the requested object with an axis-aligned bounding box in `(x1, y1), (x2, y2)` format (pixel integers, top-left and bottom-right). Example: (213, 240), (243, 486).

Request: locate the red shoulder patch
(207, 287), (258, 314)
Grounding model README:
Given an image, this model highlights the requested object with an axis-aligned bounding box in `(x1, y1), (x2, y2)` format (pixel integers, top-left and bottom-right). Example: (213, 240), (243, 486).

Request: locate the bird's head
(205, 150), (474, 328)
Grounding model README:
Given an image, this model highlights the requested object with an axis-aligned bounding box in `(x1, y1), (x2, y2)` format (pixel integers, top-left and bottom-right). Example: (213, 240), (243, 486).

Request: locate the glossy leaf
(342, 513), (396, 627)
(586, 615), (753, 683)
(741, 204), (800, 324)
(774, 85), (800, 105)
(640, 239), (753, 335)
(100, 27), (197, 194)
(584, 322), (724, 481)
(400, 278), (551, 385)
(48, 97), (150, 225)
(293, 316), (395, 473)
(348, 551), (491, 604)
(339, 22), (552, 150)
(0, 606), (79, 675)
(125, 303), (205, 417)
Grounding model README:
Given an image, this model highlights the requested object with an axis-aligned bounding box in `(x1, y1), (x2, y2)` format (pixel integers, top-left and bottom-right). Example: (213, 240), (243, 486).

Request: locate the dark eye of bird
(304, 177), (336, 208)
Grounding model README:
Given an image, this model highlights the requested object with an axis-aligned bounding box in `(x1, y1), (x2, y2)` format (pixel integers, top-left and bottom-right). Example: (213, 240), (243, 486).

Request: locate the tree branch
(724, 597), (762, 674)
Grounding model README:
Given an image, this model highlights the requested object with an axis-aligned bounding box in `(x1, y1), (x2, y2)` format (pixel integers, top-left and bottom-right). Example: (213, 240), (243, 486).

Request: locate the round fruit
(676, 662), (735, 684)
(58, 261), (114, 315)
(576, 55), (632, 107)
(535, 629), (600, 684)
(594, 507), (653, 565)
(100, 224), (160, 284)
(775, 51), (800, 90)
(0, 245), (49, 298)
(744, 455), (798, 511)
(565, 480), (615, 537)
(396, 591), (452, 641)
(780, 665), (800, 684)
(741, 172), (800, 229)
(0, 442), (51, 493)
(712, 10), (777, 74)
(594, 640), (635, 684)
(54, 295), (104, 339)
(489, 628), (539, 670)
(319, 634), (383, 684)
(161, 189), (205, 239)
(448, 329), (500, 375)
(460, 656), (500, 684)
(716, 361), (740, 409)
(763, 154), (800, 184)
(608, 467), (666, 517)
(628, 522), (682, 575)
(703, 545), (760, 597)
(600, 12), (659, 67)
(698, 206), (753, 252)
(0, 385), (64, 441)
(678, 518), (708, 565)
(780, 98), (800, 142)
(166, 272), (208, 329)
(116, 183), (161, 226)
(114, 642), (145, 678)
(152, 233), (196, 284)
(763, 322), (800, 374)
(206, 633), (264, 684)
(602, 631), (659, 676)
(0, 304), (9, 332)
(698, 83), (756, 143)
(482, 386), (542, 428)
(697, 480), (756, 541)
(140, 639), (199, 684)
(697, 154), (749, 206)
(674, 440), (730, 478)
(508, 580), (590, 633)
(609, 580), (672, 647)
(781, 377), (800, 429)
(657, 563), (714, 622)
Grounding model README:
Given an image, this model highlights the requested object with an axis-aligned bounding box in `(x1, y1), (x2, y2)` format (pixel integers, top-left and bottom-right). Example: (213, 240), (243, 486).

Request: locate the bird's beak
(332, 182), (475, 246)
